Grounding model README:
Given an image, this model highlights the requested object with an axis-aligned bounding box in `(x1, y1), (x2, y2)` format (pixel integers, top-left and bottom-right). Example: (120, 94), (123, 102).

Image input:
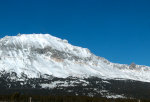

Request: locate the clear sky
(0, 0), (150, 66)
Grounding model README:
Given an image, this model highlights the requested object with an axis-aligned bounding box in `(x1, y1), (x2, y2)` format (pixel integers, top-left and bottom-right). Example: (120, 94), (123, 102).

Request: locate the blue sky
(0, 0), (150, 66)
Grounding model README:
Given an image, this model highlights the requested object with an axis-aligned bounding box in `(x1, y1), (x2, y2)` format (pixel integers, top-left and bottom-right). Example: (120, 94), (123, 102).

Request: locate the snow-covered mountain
(0, 34), (150, 82)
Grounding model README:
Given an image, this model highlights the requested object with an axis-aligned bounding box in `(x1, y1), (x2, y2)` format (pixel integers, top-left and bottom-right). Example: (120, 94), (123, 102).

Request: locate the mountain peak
(0, 34), (91, 58)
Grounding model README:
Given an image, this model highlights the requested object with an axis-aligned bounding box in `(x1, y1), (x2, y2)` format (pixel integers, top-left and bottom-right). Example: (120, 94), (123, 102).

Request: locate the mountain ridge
(0, 34), (150, 82)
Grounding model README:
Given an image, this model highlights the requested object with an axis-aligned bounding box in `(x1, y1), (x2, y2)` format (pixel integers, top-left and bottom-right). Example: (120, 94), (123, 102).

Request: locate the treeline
(0, 93), (150, 102)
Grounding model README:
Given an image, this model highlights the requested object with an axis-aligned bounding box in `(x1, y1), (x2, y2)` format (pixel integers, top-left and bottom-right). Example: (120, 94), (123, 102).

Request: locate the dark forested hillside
(0, 94), (150, 102)
(0, 72), (150, 100)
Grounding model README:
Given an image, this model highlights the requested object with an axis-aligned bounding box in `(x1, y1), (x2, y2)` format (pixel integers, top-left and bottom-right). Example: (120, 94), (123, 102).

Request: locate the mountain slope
(0, 34), (150, 82)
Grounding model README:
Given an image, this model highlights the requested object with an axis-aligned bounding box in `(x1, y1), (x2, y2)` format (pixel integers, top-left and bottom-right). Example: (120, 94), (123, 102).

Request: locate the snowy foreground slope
(0, 34), (150, 82)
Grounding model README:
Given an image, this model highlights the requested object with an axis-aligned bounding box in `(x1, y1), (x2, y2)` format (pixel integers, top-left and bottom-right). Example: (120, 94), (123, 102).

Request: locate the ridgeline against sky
(0, 0), (150, 66)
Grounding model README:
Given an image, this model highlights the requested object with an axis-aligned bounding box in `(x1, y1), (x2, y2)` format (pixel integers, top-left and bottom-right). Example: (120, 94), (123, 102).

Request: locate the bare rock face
(129, 63), (136, 69)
